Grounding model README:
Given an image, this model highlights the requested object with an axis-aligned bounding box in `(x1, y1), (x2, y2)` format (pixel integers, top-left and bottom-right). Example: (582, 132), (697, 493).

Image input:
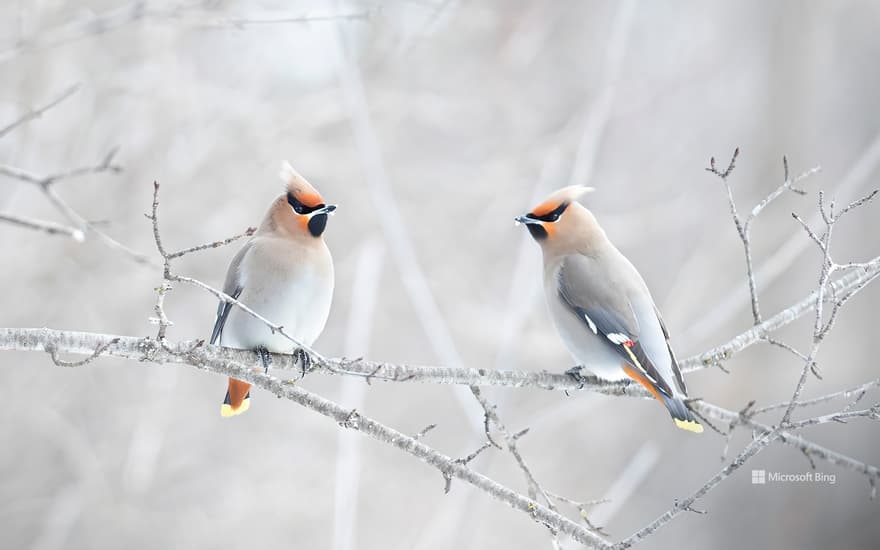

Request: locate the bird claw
(256, 346), (272, 374)
(294, 348), (311, 378)
(565, 366), (587, 389)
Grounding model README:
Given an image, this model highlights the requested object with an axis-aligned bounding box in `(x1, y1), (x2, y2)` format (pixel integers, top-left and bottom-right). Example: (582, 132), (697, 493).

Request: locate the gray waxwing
(515, 186), (702, 432)
(211, 162), (336, 416)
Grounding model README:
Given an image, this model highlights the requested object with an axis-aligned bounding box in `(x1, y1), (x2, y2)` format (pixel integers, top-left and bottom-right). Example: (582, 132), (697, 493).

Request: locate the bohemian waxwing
(515, 186), (702, 433)
(210, 162), (336, 416)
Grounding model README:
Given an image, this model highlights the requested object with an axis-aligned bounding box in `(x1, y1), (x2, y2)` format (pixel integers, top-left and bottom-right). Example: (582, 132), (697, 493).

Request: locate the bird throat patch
(526, 223), (548, 240)
(308, 213), (328, 237)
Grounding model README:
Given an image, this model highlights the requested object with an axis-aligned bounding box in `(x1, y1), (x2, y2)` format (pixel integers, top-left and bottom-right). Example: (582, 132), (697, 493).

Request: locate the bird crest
(531, 185), (594, 216)
(280, 161), (324, 208)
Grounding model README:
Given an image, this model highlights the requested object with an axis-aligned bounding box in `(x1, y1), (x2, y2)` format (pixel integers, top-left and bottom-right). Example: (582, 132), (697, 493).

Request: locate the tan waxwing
(211, 162), (336, 416)
(515, 186), (702, 433)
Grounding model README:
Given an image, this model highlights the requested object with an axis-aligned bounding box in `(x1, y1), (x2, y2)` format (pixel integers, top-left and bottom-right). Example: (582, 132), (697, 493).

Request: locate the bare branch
(413, 424), (438, 441)
(705, 151), (820, 325)
(0, 148), (151, 265)
(45, 337), (119, 367)
(749, 379), (880, 416)
(219, 11), (373, 28)
(705, 147), (740, 180)
(615, 433), (776, 549)
(750, 159), (819, 218)
(0, 3), (373, 63)
(837, 188), (879, 218)
(781, 187), (878, 425)
(791, 213), (825, 249)
(707, 148), (754, 321)
(0, 84), (80, 138)
(685, 133), (880, 345)
(0, 148), (122, 187)
(547, 491), (611, 537)
(787, 405), (880, 429)
(0, 212), (84, 241)
(0, 327), (610, 549)
(685, 257), (880, 372)
(693, 400), (880, 485)
(166, 227), (257, 259)
(3, 327), (876, 491)
(470, 386), (573, 538)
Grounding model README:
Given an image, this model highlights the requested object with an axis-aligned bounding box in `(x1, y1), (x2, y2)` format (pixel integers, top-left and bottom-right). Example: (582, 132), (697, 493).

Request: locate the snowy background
(1, 1), (879, 549)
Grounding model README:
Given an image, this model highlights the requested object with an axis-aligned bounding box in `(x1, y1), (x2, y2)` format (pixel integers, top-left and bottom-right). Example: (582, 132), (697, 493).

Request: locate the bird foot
(565, 366), (587, 389)
(294, 348), (311, 378)
(256, 346), (272, 374)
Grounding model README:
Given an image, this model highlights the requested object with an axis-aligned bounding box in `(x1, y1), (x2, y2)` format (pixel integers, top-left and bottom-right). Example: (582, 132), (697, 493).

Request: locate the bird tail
(220, 378), (251, 417)
(660, 394), (703, 433)
(622, 365), (702, 433)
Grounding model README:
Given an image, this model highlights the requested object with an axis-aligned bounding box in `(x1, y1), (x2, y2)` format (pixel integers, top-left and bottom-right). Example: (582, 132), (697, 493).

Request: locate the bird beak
(514, 214), (540, 226)
(312, 204), (337, 217)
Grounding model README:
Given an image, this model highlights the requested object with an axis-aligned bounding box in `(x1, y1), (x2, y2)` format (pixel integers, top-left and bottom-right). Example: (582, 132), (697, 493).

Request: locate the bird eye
(287, 193), (307, 214)
(533, 202), (568, 223)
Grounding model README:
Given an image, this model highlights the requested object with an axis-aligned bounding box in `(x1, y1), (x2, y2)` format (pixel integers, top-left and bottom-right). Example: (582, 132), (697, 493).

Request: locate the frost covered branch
(0, 326), (610, 549)
(705, 148), (821, 324)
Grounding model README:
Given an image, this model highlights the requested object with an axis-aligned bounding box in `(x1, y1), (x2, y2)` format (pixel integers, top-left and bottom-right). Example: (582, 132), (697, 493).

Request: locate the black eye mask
(527, 202), (569, 223)
(287, 192), (325, 215)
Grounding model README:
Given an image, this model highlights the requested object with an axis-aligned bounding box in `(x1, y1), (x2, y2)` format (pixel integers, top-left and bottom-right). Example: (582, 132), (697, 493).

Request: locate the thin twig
(685, 133), (880, 344)
(45, 337), (119, 367)
(614, 433), (777, 549)
(705, 151), (820, 325)
(220, 11), (372, 28)
(0, 84), (80, 139)
(693, 399), (880, 488)
(685, 256), (880, 372)
(414, 424), (438, 441)
(787, 405), (880, 429)
(166, 227), (257, 259)
(0, 212), (84, 241)
(782, 187), (878, 426)
(0, 148), (122, 187)
(749, 379), (880, 416)
(0, 149), (151, 265)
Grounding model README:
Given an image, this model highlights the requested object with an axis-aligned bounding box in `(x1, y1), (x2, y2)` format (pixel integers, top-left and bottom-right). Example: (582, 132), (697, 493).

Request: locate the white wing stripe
(583, 313), (598, 334)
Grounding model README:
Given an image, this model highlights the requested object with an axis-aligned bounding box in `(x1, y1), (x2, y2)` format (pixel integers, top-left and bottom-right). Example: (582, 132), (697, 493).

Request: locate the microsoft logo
(751, 469), (766, 484)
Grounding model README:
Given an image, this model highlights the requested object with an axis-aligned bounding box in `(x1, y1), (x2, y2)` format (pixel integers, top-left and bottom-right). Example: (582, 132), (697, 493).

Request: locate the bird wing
(210, 242), (251, 345)
(556, 254), (676, 398)
(654, 305), (687, 394)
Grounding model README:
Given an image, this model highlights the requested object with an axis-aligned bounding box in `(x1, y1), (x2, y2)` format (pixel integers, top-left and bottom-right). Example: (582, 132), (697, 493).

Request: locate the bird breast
(222, 237), (334, 353)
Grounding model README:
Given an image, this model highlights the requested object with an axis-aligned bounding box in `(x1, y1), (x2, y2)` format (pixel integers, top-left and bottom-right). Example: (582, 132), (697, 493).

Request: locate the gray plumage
(517, 185), (701, 432)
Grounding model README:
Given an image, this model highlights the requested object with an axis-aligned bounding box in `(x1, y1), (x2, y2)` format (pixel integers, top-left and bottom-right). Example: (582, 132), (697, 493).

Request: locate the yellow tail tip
(220, 397), (251, 417)
(674, 418), (703, 433)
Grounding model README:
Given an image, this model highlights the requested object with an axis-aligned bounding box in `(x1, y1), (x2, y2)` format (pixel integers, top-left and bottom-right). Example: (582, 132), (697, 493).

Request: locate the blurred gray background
(1, 1), (879, 549)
